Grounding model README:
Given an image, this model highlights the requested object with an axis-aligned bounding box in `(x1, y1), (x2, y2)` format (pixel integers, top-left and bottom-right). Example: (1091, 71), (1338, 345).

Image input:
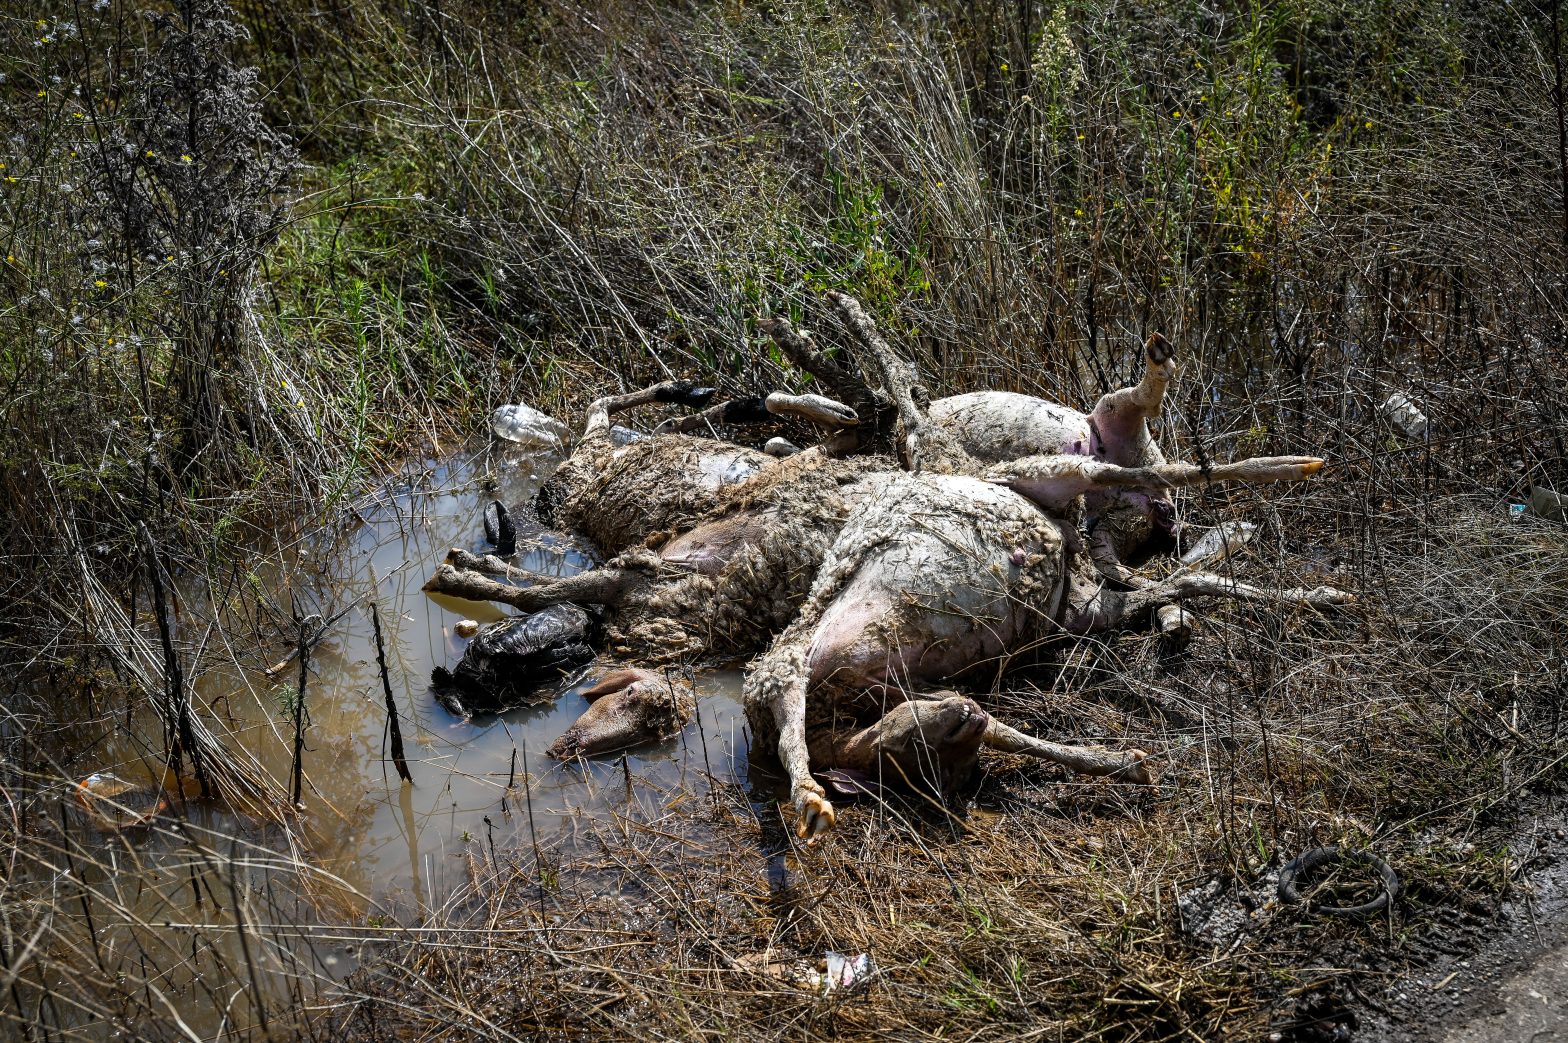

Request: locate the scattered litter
(1526, 485), (1568, 523)
(1179, 521), (1257, 567)
(490, 403), (568, 449)
(1510, 503), (1527, 520)
(816, 952), (875, 994)
(75, 772), (166, 831)
(453, 619), (480, 638)
(610, 425), (645, 446)
(735, 951), (877, 995)
(764, 437), (801, 458)
(1379, 392), (1430, 440)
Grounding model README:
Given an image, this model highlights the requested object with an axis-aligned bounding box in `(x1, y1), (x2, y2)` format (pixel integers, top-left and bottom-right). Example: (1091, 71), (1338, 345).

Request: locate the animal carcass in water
(431, 604), (597, 716)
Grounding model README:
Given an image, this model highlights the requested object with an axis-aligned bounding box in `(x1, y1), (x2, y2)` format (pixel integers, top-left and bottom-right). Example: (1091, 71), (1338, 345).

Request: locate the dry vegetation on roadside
(3, 0), (1568, 1038)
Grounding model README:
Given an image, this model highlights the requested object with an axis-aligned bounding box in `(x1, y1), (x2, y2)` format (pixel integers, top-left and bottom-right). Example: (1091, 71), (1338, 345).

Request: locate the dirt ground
(1370, 797), (1568, 1041)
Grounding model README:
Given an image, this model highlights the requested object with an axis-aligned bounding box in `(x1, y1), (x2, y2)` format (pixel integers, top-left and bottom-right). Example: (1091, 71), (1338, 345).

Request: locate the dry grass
(324, 491), (1568, 1041)
(2, 0), (1567, 1038)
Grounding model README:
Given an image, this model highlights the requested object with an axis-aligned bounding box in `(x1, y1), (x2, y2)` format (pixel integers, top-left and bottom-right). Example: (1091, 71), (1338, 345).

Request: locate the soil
(1368, 796), (1568, 1041)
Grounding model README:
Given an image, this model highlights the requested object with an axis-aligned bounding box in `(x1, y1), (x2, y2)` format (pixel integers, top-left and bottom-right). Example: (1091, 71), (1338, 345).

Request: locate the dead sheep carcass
(528, 381), (858, 559)
(741, 324), (1349, 837)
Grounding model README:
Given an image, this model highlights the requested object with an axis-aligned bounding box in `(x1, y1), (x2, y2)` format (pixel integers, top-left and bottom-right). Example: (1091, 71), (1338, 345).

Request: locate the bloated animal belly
(930, 391), (1094, 461)
(802, 475), (1065, 694)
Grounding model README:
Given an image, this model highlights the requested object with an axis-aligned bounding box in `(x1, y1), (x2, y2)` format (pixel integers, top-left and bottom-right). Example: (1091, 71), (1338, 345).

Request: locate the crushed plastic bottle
(1527, 485), (1568, 523)
(1379, 392), (1430, 440)
(765, 437), (802, 458)
(1179, 521), (1258, 568)
(75, 772), (166, 831)
(490, 403), (569, 450)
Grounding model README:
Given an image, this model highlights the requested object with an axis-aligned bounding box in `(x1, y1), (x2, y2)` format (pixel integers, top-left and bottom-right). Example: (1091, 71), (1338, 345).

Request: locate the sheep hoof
(1120, 749), (1155, 786)
(795, 789), (836, 841)
(1145, 332), (1174, 366)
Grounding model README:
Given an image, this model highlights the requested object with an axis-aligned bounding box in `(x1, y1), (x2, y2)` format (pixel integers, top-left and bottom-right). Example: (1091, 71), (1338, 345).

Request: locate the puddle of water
(229, 443), (750, 895)
(50, 440), (755, 1035)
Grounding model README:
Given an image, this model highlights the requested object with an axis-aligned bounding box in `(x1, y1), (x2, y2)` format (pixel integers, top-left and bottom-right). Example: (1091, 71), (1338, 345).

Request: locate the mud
(1361, 796), (1568, 1041)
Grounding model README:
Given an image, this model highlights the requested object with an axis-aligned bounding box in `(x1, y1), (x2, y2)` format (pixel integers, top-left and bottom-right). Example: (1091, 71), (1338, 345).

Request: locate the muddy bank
(1370, 797), (1568, 1041)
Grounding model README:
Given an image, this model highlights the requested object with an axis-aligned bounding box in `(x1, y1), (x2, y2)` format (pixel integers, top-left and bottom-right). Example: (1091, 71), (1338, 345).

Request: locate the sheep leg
(758, 314), (892, 454)
(747, 639), (836, 840)
(423, 562), (638, 611)
(1087, 527), (1152, 587)
(444, 547), (546, 578)
(982, 720), (1154, 783)
(1081, 529), (1200, 641)
(653, 392), (858, 436)
(988, 454), (1325, 513)
(1116, 572), (1355, 618)
(582, 379), (716, 441)
(826, 290), (974, 473)
(1088, 333), (1176, 466)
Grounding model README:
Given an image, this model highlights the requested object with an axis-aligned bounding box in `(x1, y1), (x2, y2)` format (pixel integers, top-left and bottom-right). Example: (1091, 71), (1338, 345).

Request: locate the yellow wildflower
(94, 279), (106, 288)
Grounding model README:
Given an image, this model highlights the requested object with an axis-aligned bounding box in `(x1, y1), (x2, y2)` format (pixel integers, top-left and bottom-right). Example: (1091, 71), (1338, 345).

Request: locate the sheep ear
(821, 769), (882, 799)
(581, 670), (647, 700)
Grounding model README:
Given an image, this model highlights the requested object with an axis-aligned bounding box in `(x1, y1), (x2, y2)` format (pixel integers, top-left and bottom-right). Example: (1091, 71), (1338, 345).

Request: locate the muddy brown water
(52, 440), (753, 1036)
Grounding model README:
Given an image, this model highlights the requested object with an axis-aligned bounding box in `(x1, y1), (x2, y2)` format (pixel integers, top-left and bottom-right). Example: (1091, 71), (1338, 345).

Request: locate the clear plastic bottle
(490, 403), (569, 449)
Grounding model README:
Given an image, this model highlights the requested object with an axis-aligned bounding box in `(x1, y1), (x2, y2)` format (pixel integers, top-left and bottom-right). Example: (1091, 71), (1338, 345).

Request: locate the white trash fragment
(610, 425), (645, 446)
(819, 951), (875, 994)
(1179, 521), (1258, 567)
(734, 949), (877, 994)
(1379, 392), (1430, 440)
(490, 403), (569, 449)
(764, 437), (802, 458)
(453, 619), (480, 638)
(1527, 485), (1568, 523)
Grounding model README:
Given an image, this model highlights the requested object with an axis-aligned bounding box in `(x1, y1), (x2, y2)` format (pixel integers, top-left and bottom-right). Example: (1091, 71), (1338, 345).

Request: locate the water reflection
(35, 441), (755, 1036)
(215, 442), (751, 904)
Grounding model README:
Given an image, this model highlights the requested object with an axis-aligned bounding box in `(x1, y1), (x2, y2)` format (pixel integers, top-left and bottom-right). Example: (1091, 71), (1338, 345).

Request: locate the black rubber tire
(1277, 846), (1400, 917)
